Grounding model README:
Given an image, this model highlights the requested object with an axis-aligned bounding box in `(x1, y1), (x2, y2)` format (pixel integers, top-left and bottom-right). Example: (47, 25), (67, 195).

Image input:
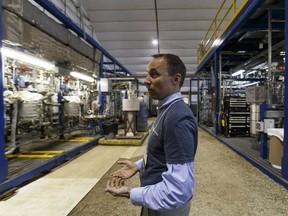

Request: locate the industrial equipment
(2, 47), (101, 155)
(223, 96), (250, 137)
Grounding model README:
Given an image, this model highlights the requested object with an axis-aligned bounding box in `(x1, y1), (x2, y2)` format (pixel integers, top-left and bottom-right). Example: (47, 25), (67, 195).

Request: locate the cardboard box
(269, 136), (283, 169)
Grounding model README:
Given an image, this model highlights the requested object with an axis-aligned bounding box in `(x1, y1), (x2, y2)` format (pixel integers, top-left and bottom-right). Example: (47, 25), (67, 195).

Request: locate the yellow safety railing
(197, 0), (249, 65)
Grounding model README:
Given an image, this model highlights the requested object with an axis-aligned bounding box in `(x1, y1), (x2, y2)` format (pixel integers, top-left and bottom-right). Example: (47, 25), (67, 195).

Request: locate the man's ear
(173, 73), (182, 85)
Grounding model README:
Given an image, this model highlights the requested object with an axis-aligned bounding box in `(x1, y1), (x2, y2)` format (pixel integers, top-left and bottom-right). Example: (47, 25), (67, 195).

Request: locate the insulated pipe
(250, 103), (260, 136)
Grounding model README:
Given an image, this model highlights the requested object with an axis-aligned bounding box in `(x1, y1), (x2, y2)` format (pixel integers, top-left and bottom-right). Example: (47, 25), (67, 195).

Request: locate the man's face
(144, 57), (177, 100)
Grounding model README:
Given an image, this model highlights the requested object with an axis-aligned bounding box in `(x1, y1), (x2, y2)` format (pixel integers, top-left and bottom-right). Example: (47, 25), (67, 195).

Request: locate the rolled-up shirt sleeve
(130, 162), (194, 211)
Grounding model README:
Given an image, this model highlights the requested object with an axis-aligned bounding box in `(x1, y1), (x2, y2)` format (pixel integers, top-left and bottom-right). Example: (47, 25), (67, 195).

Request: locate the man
(105, 54), (198, 216)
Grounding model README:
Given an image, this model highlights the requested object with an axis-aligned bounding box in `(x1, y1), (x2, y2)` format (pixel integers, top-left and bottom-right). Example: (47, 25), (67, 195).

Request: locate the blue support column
(282, 0), (288, 179)
(0, 0), (9, 183)
(189, 79), (192, 106)
(136, 80), (139, 97)
(214, 51), (220, 135)
(259, 103), (268, 159)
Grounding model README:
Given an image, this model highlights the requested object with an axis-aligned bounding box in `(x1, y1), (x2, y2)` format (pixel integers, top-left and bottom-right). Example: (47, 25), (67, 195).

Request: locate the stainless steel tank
(64, 103), (80, 117)
(19, 101), (41, 121)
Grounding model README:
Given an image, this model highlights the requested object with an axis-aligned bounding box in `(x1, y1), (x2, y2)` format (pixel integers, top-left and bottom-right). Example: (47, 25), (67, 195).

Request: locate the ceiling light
(259, 43), (263, 49)
(232, 69), (245, 76)
(1, 47), (55, 70)
(241, 82), (259, 88)
(237, 50), (246, 54)
(152, 39), (158, 45)
(70, 71), (94, 82)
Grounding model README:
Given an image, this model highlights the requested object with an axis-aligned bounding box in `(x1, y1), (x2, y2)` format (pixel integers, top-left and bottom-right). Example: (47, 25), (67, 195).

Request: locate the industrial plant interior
(0, 0), (287, 215)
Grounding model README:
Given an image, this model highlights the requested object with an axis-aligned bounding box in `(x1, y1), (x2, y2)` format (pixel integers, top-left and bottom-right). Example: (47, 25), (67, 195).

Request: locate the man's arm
(130, 162), (194, 211)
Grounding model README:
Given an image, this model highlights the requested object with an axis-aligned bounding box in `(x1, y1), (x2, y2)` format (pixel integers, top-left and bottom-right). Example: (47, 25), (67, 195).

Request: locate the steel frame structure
(192, 0), (288, 187)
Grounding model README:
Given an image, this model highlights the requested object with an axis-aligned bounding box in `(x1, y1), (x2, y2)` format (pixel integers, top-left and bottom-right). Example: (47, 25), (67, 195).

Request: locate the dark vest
(140, 99), (198, 186)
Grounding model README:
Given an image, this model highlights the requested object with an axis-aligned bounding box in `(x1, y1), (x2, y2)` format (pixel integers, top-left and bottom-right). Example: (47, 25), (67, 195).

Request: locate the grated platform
(6, 135), (101, 180)
(98, 131), (149, 146)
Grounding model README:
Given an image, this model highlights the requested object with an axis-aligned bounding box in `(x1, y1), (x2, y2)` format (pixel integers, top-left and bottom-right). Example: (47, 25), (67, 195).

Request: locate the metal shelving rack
(224, 96), (250, 137)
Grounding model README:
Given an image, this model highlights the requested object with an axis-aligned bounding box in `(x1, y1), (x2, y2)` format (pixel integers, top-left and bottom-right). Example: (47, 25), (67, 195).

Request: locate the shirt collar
(158, 92), (182, 109)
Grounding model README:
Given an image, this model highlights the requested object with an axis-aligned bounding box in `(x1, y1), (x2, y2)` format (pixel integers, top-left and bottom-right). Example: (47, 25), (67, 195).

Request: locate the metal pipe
(109, 77), (136, 81)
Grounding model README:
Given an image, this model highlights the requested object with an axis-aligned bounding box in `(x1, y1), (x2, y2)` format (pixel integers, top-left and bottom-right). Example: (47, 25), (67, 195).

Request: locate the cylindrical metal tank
(19, 101), (41, 121)
(250, 103), (260, 136)
(122, 98), (140, 136)
(64, 103), (80, 117)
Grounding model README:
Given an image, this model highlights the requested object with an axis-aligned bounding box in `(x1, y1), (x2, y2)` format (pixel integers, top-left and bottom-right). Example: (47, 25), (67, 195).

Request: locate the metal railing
(197, 0), (249, 65)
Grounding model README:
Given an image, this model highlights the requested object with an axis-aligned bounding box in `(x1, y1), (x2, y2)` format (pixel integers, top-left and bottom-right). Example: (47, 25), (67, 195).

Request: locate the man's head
(144, 53), (186, 100)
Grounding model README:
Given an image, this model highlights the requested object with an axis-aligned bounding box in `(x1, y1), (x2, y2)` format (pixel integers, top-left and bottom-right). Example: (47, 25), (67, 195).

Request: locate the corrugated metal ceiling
(81, 0), (230, 83)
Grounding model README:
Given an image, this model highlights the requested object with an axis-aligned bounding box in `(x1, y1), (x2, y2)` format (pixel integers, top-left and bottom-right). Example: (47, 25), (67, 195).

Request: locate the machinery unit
(224, 96), (250, 137)
(245, 86), (267, 137)
(122, 98), (140, 136)
(2, 50), (102, 154)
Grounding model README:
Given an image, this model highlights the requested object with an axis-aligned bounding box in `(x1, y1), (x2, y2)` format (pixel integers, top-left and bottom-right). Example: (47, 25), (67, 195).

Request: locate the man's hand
(110, 160), (138, 179)
(105, 178), (131, 198)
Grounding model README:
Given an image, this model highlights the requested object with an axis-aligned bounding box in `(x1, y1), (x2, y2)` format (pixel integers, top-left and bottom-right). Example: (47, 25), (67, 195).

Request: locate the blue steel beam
(259, 103), (268, 159)
(189, 79), (192, 105)
(33, 0), (135, 78)
(282, 0), (288, 180)
(197, 0), (265, 73)
(0, 0), (9, 183)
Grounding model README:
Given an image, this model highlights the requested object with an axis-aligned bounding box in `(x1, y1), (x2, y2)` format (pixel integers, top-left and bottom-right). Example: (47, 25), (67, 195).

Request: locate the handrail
(197, 0), (249, 65)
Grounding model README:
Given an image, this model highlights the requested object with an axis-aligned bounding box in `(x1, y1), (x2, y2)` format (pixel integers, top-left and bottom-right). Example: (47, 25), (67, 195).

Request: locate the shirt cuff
(130, 187), (144, 206)
(135, 159), (143, 171)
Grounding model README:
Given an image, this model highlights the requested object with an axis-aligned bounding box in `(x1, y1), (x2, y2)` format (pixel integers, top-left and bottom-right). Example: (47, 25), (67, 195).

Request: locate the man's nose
(144, 77), (151, 87)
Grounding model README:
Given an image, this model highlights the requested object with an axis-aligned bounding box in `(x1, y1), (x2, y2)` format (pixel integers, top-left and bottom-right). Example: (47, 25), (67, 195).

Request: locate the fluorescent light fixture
(70, 71), (94, 82)
(246, 70), (257, 76)
(152, 39), (158, 45)
(1, 47), (55, 70)
(212, 38), (222, 47)
(241, 82), (259, 88)
(232, 69), (245, 76)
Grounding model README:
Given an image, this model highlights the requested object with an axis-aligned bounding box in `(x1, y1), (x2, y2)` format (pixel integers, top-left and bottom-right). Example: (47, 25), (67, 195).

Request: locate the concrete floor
(0, 127), (287, 216)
